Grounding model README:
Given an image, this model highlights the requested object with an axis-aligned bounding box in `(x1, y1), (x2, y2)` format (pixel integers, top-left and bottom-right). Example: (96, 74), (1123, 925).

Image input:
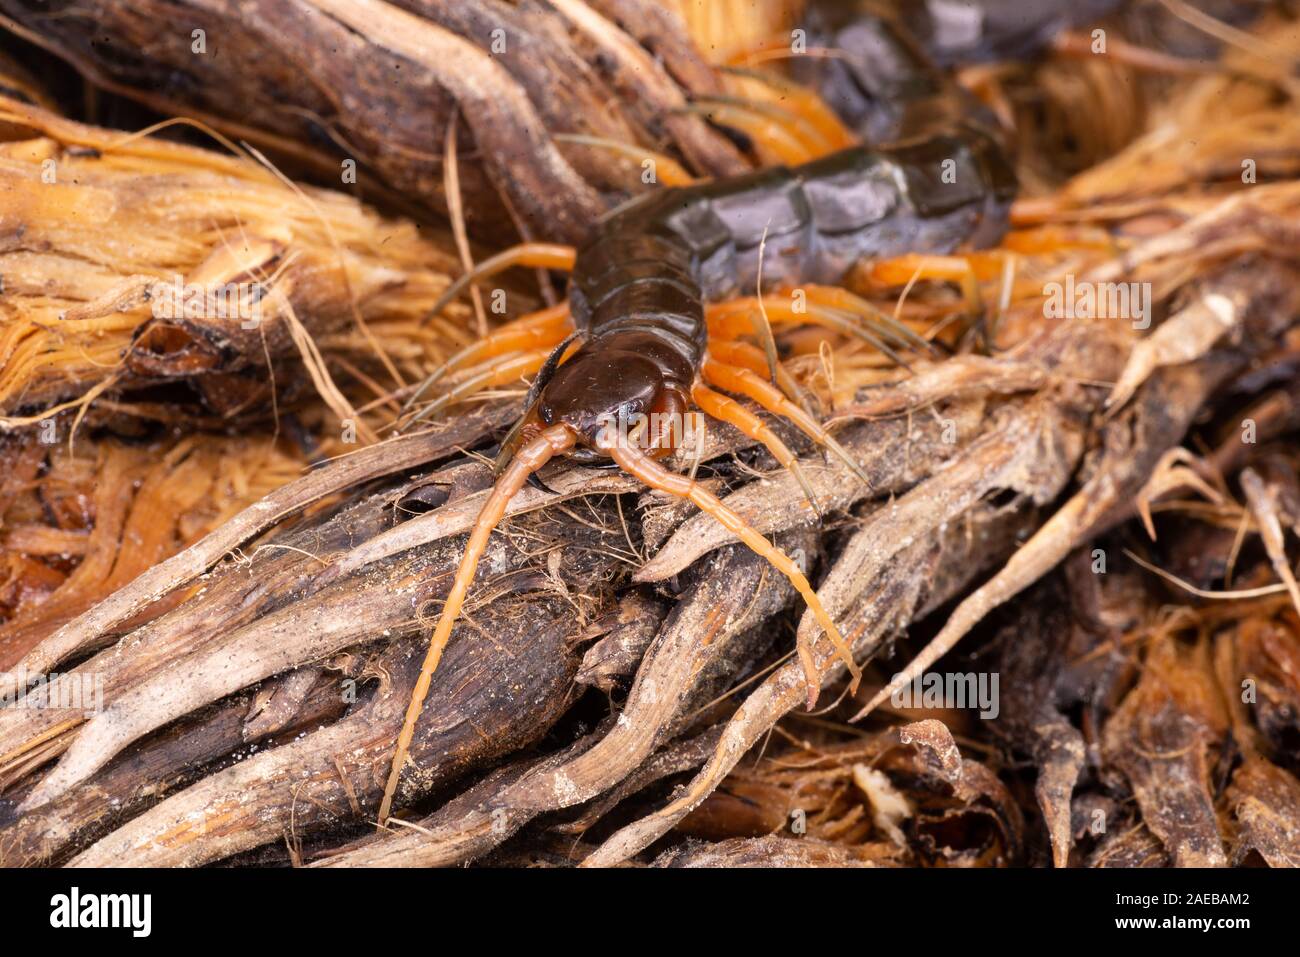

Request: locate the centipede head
(537, 347), (687, 463)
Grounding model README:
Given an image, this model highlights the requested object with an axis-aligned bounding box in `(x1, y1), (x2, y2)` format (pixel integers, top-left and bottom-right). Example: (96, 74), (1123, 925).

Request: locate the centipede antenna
(602, 437), (859, 708)
(378, 424), (577, 826)
(420, 242), (577, 326)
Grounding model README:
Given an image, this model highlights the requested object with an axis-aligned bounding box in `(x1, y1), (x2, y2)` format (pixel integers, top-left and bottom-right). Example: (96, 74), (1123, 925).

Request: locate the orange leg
(554, 134), (696, 187)
(707, 297), (914, 367)
(1002, 225), (1115, 256)
(379, 424), (577, 825)
(401, 348), (552, 429)
(602, 437), (860, 709)
(870, 254), (986, 313)
(692, 381), (820, 514)
(720, 67), (855, 152)
(706, 338), (811, 410)
(799, 285), (935, 355)
(705, 338), (770, 377)
(870, 254), (989, 347)
(699, 94), (836, 159)
(1009, 195), (1064, 227)
(706, 336), (825, 433)
(423, 242), (577, 325)
(722, 33), (798, 69)
(403, 304), (572, 415)
(689, 102), (816, 166)
(702, 355), (872, 488)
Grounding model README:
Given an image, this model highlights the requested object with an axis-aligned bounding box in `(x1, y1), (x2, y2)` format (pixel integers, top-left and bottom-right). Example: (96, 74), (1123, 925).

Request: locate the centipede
(378, 0), (1123, 822)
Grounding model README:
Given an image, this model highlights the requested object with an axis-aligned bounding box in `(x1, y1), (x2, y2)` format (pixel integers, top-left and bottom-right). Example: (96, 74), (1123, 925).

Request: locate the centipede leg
(400, 347), (553, 430)
(701, 354), (873, 489)
(602, 438), (860, 709)
(691, 382), (821, 515)
(799, 284), (938, 356)
(871, 252), (999, 292)
(378, 424), (577, 826)
(406, 308), (567, 415)
(697, 94), (836, 158)
(870, 253), (988, 348)
(703, 337), (818, 416)
(719, 66), (855, 151)
(1003, 225), (1115, 256)
(422, 242), (577, 325)
(404, 304), (573, 415)
(554, 134), (696, 186)
(685, 101), (817, 165)
(708, 298), (914, 368)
